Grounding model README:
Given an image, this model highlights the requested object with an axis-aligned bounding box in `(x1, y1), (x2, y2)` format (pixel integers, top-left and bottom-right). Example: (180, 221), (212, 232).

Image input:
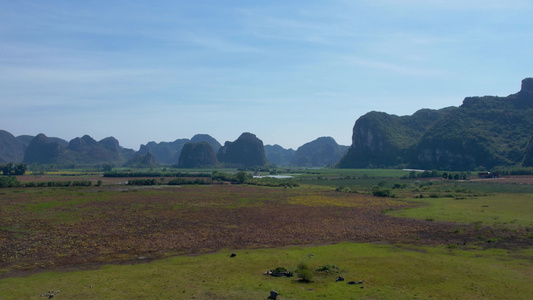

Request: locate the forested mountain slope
(339, 78), (533, 170)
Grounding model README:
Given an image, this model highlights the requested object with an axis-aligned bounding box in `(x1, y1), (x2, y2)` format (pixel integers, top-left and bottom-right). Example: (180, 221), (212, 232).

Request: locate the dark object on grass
(361, 286), (365, 289)
(269, 290), (279, 299)
(336, 276), (345, 282)
(348, 281), (356, 285)
(230, 253), (236, 257)
(265, 269), (293, 277)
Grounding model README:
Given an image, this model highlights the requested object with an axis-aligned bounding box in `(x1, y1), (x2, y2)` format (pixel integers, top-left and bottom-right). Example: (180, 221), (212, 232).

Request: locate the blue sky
(1, 0), (531, 150)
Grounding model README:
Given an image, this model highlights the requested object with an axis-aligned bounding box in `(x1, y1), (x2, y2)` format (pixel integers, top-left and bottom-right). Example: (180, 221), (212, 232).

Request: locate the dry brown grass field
(1, 183), (529, 279)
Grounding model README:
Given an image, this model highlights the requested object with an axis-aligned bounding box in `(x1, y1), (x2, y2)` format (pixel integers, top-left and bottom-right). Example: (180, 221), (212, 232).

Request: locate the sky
(1, 0), (532, 150)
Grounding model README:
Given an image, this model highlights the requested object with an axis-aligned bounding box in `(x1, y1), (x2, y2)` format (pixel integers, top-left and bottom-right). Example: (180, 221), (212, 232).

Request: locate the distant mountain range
(22, 133), (135, 166)
(2, 78), (532, 170)
(137, 134), (222, 165)
(0, 129), (347, 168)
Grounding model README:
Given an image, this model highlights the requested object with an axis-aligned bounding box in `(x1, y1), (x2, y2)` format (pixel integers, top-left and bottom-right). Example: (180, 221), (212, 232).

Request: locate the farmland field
(1, 170), (532, 299)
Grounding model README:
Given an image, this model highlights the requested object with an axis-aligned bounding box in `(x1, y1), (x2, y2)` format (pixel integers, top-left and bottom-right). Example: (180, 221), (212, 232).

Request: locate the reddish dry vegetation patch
(0, 185), (527, 277)
(470, 175), (533, 184)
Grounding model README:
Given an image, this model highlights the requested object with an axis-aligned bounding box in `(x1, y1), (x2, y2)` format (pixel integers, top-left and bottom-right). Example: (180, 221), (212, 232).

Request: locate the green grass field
(1, 243), (531, 299)
(389, 193), (533, 228)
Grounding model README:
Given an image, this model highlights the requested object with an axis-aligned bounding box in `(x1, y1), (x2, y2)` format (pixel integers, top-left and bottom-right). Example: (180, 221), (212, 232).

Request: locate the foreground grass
(1, 242), (531, 299)
(389, 194), (533, 228)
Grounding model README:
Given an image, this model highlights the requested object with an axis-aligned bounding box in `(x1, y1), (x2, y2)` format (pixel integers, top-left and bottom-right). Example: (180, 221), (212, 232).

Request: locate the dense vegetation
(339, 78), (533, 170)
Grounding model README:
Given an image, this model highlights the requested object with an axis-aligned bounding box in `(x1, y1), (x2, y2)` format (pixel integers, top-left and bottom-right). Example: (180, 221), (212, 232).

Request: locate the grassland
(389, 194), (533, 228)
(1, 169), (532, 299)
(1, 243), (531, 299)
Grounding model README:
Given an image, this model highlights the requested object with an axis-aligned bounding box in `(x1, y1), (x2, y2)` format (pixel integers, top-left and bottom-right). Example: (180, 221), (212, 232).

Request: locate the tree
(14, 163), (28, 175)
(1, 162), (13, 175)
(235, 171), (249, 184)
(1, 163), (28, 175)
(102, 163), (114, 172)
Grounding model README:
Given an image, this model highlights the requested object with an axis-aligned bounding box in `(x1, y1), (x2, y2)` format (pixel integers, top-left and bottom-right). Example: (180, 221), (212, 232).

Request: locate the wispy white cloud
(343, 57), (443, 77)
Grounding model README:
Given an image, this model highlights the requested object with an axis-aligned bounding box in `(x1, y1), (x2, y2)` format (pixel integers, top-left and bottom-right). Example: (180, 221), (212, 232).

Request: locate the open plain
(1, 171), (532, 299)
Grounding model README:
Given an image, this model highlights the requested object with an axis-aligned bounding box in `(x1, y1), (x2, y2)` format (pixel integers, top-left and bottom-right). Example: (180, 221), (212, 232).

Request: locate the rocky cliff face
(125, 152), (160, 168)
(177, 142), (219, 168)
(68, 135), (132, 164)
(99, 137), (122, 154)
(410, 110), (503, 170)
(138, 134), (221, 165)
(264, 144), (295, 167)
(520, 78), (533, 93)
(191, 134), (222, 152)
(138, 139), (190, 165)
(23, 133), (67, 164)
(23, 134), (132, 165)
(0, 130), (27, 163)
(337, 109), (449, 168)
(338, 78), (533, 170)
(217, 132), (268, 167)
(293, 137), (348, 167)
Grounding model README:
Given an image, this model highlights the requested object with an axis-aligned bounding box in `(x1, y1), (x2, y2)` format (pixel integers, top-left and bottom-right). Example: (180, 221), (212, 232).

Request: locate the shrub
(127, 179), (158, 185)
(296, 262), (313, 282)
(316, 264), (338, 272)
(0, 176), (20, 188)
(335, 186), (351, 192)
(372, 187), (392, 197)
(452, 227), (464, 234)
(72, 180), (92, 186)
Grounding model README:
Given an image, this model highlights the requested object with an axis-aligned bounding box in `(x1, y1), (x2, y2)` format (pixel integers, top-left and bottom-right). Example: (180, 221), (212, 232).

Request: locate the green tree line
(0, 162), (28, 175)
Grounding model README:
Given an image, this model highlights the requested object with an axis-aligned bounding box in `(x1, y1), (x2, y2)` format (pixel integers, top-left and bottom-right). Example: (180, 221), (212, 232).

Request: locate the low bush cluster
(167, 178), (208, 185)
(372, 187), (393, 197)
(23, 180), (92, 187)
(246, 178), (299, 188)
(126, 179), (158, 185)
(0, 176), (19, 188)
(0, 177), (92, 188)
(104, 171), (211, 178)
